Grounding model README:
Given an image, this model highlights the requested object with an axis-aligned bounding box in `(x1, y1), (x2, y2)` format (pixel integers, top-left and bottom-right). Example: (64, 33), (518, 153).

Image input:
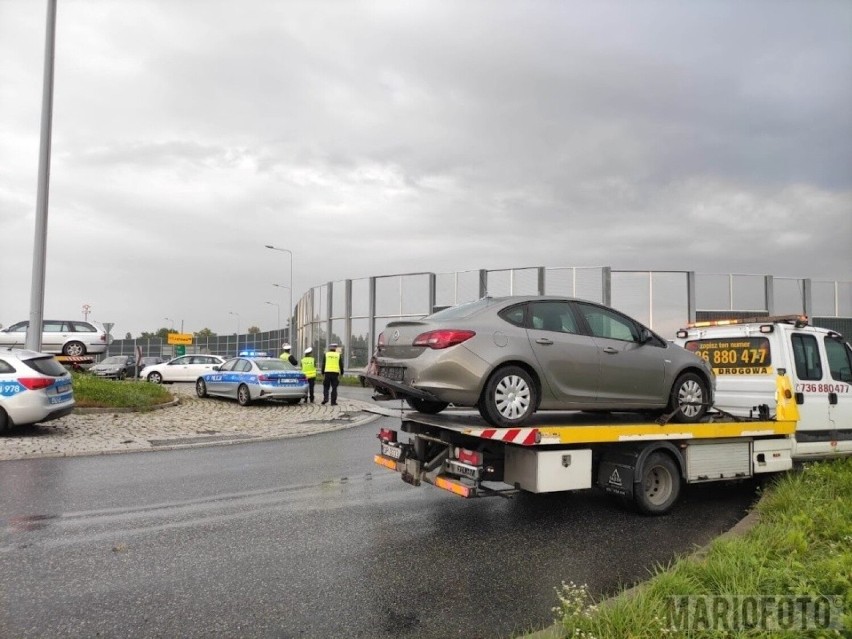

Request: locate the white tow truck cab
(674, 315), (852, 460)
(373, 316), (850, 515)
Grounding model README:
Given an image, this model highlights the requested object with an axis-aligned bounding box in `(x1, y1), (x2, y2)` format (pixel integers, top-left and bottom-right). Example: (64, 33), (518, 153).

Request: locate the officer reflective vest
(301, 356), (316, 379)
(324, 351), (341, 374)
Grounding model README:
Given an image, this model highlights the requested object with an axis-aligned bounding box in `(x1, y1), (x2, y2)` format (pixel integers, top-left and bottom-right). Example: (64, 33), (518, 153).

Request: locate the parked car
(90, 355), (138, 380)
(196, 355), (308, 406)
(0, 320), (110, 356)
(141, 354), (226, 384)
(138, 356), (166, 369)
(0, 347), (75, 434)
(365, 296), (715, 427)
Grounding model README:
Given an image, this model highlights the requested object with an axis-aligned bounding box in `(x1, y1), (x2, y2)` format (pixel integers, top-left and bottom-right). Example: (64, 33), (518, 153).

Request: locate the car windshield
(255, 358), (298, 371)
(101, 356), (126, 365)
(425, 297), (499, 321)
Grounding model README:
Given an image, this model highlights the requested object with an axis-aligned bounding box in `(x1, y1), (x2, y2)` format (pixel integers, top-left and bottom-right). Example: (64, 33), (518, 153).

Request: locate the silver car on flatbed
(365, 296), (715, 428)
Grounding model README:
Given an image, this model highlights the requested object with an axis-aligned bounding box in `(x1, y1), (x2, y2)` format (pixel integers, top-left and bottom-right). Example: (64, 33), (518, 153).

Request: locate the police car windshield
(255, 359), (298, 371)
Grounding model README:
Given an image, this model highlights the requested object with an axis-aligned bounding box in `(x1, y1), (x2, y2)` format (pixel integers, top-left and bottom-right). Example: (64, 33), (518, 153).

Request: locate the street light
(265, 245), (293, 346)
(229, 311), (240, 354)
(164, 317), (174, 331)
(265, 301), (280, 344)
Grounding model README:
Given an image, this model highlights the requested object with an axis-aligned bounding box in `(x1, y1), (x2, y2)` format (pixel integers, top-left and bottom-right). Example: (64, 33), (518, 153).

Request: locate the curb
(72, 397), (182, 414)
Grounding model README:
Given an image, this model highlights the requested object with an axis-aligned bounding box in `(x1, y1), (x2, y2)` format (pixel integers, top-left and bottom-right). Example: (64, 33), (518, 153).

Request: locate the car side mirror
(639, 328), (654, 344)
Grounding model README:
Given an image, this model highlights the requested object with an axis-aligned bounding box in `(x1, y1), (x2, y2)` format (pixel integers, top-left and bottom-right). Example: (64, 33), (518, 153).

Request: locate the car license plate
(381, 442), (403, 460)
(55, 383), (71, 394)
(378, 366), (405, 382)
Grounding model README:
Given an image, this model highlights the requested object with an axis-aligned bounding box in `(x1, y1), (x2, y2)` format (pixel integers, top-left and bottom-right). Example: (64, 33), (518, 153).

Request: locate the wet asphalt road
(0, 387), (761, 638)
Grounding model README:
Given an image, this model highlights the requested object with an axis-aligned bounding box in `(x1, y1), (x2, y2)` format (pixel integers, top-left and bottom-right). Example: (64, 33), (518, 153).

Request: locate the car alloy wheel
(147, 372), (163, 384)
(63, 341), (85, 357)
(196, 379), (207, 397)
(237, 384), (252, 406)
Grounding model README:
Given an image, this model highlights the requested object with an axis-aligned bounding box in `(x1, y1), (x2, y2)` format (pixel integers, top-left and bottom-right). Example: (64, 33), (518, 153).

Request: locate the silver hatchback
(365, 296), (715, 427)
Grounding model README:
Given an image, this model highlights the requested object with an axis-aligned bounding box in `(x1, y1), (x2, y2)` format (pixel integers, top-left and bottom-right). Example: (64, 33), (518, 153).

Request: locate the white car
(141, 354), (226, 384)
(0, 319), (110, 356)
(0, 347), (75, 434)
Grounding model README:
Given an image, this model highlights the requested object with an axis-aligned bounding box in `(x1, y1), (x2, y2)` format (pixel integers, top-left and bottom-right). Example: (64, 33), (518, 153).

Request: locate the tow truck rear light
(378, 428), (397, 443)
(454, 447), (483, 466)
(17, 378), (55, 391)
(685, 314), (808, 329)
(412, 330), (476, 349)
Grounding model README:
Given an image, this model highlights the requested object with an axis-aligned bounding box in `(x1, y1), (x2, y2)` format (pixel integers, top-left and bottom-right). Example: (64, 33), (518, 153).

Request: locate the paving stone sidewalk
(0, 383), (387, 461)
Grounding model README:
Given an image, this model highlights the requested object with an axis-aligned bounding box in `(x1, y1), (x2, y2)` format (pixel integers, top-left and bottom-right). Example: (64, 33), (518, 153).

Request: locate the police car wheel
(669, 372), (709, 423)
(237, 384), (252, 406)
(196, 378), (208, 397)
(0, 408), (9, 435)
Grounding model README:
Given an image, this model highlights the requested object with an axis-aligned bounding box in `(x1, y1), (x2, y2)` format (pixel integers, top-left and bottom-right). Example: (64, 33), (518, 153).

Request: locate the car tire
(0, 408), (10, 435)
(196, 378), (208, 397)
(118, 370), (126, 381)
(405, 398), (449, 414)
(147, 372), (163, 384)
(478, 365), (537, 427)
(668, 372), (709, 423)
(634, 452), (681, 515)
(63, 341), (86, 357)
(237, 384), (252, 406)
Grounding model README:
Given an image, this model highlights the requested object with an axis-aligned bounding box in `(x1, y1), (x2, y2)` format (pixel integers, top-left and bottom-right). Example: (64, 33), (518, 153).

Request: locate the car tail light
(17, 377), (55, 391)
(454, 447), (483, 466)
(413, 330), (476, 349)
(378, 428), (397, 443)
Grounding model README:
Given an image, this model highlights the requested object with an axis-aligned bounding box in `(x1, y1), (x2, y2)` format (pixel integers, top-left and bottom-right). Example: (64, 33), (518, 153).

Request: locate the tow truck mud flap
(598, 460), (635, 499)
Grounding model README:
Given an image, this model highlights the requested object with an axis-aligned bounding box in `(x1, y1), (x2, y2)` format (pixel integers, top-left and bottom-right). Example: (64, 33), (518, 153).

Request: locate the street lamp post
(164, 317), (174, 331)
(272, 283), (290, 342)
(229, 311), (240, 355)
(264, 245), (294, 347)
(265, 301), (280, 346)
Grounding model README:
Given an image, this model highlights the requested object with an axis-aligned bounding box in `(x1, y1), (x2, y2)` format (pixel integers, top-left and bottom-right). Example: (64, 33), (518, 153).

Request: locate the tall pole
(265, 301), (280, 344)
(26, 0), (58, 352)
(265, 245), (294, 347)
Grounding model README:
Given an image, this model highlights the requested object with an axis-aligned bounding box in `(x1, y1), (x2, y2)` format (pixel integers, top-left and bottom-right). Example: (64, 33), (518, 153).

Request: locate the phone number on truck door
(796, 383), (849, 393)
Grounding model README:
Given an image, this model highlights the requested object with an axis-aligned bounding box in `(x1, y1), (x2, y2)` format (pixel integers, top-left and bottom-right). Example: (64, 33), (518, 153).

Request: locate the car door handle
(603, 347), (618, 354)
(535, 338), (554, 345)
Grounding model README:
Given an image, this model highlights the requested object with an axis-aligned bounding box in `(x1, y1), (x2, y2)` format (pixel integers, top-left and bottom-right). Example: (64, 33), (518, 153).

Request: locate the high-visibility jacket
(301, 356), (316, 379)
(324, 351), (341, 374)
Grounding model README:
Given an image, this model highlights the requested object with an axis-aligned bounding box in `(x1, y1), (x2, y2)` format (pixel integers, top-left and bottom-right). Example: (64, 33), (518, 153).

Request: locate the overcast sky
(1, 0), (850, 338)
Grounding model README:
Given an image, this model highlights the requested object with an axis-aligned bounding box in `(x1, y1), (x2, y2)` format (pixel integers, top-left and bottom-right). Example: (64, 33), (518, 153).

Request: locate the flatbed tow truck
(373, 374), (800, 515)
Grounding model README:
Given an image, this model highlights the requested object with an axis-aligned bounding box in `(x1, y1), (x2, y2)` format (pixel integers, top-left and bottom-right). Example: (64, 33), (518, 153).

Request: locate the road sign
(167, 333), (193, 345)
(175, 345), (186, 356)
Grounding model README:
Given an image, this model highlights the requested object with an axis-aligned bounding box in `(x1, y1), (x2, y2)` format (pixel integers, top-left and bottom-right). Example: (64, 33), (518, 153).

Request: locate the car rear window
(255, 359), (298, 371)
(425, 298), (498, 321)
(22, 356), (67, 377)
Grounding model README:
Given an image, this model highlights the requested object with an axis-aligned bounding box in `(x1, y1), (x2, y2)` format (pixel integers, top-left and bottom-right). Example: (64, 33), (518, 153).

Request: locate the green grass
(72, 372), (174, 410)
(550, 458), (852, 638)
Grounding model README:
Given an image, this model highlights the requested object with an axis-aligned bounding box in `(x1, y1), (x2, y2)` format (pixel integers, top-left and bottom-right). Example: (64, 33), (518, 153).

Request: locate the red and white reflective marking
(466, 428), (538, 446)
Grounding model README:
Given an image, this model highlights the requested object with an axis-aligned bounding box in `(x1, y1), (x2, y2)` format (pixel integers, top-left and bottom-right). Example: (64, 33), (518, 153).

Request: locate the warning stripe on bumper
(466, 428), (538, 446)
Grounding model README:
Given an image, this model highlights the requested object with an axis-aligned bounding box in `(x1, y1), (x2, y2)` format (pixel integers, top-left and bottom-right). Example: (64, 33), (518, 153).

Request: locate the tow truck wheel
(478, 365), (537, 427)
(669, 372), (709, 423)
(237, 384), (252, 406)
(196, 378), (208, 397)
(405, 398), (449, 414)
(62, 341), (85, 357)
(635, 452), (680, 515)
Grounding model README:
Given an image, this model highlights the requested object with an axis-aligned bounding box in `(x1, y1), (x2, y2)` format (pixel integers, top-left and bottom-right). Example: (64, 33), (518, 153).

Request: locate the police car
(195, 351), (308, 406)
(0, 347), (75, 434)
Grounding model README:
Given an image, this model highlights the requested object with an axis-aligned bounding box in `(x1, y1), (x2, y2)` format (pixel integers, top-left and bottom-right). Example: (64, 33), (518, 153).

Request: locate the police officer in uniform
(321, 343), (343, 406)
(280, 343), (298, 366)
(301, 347), (317, 403)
